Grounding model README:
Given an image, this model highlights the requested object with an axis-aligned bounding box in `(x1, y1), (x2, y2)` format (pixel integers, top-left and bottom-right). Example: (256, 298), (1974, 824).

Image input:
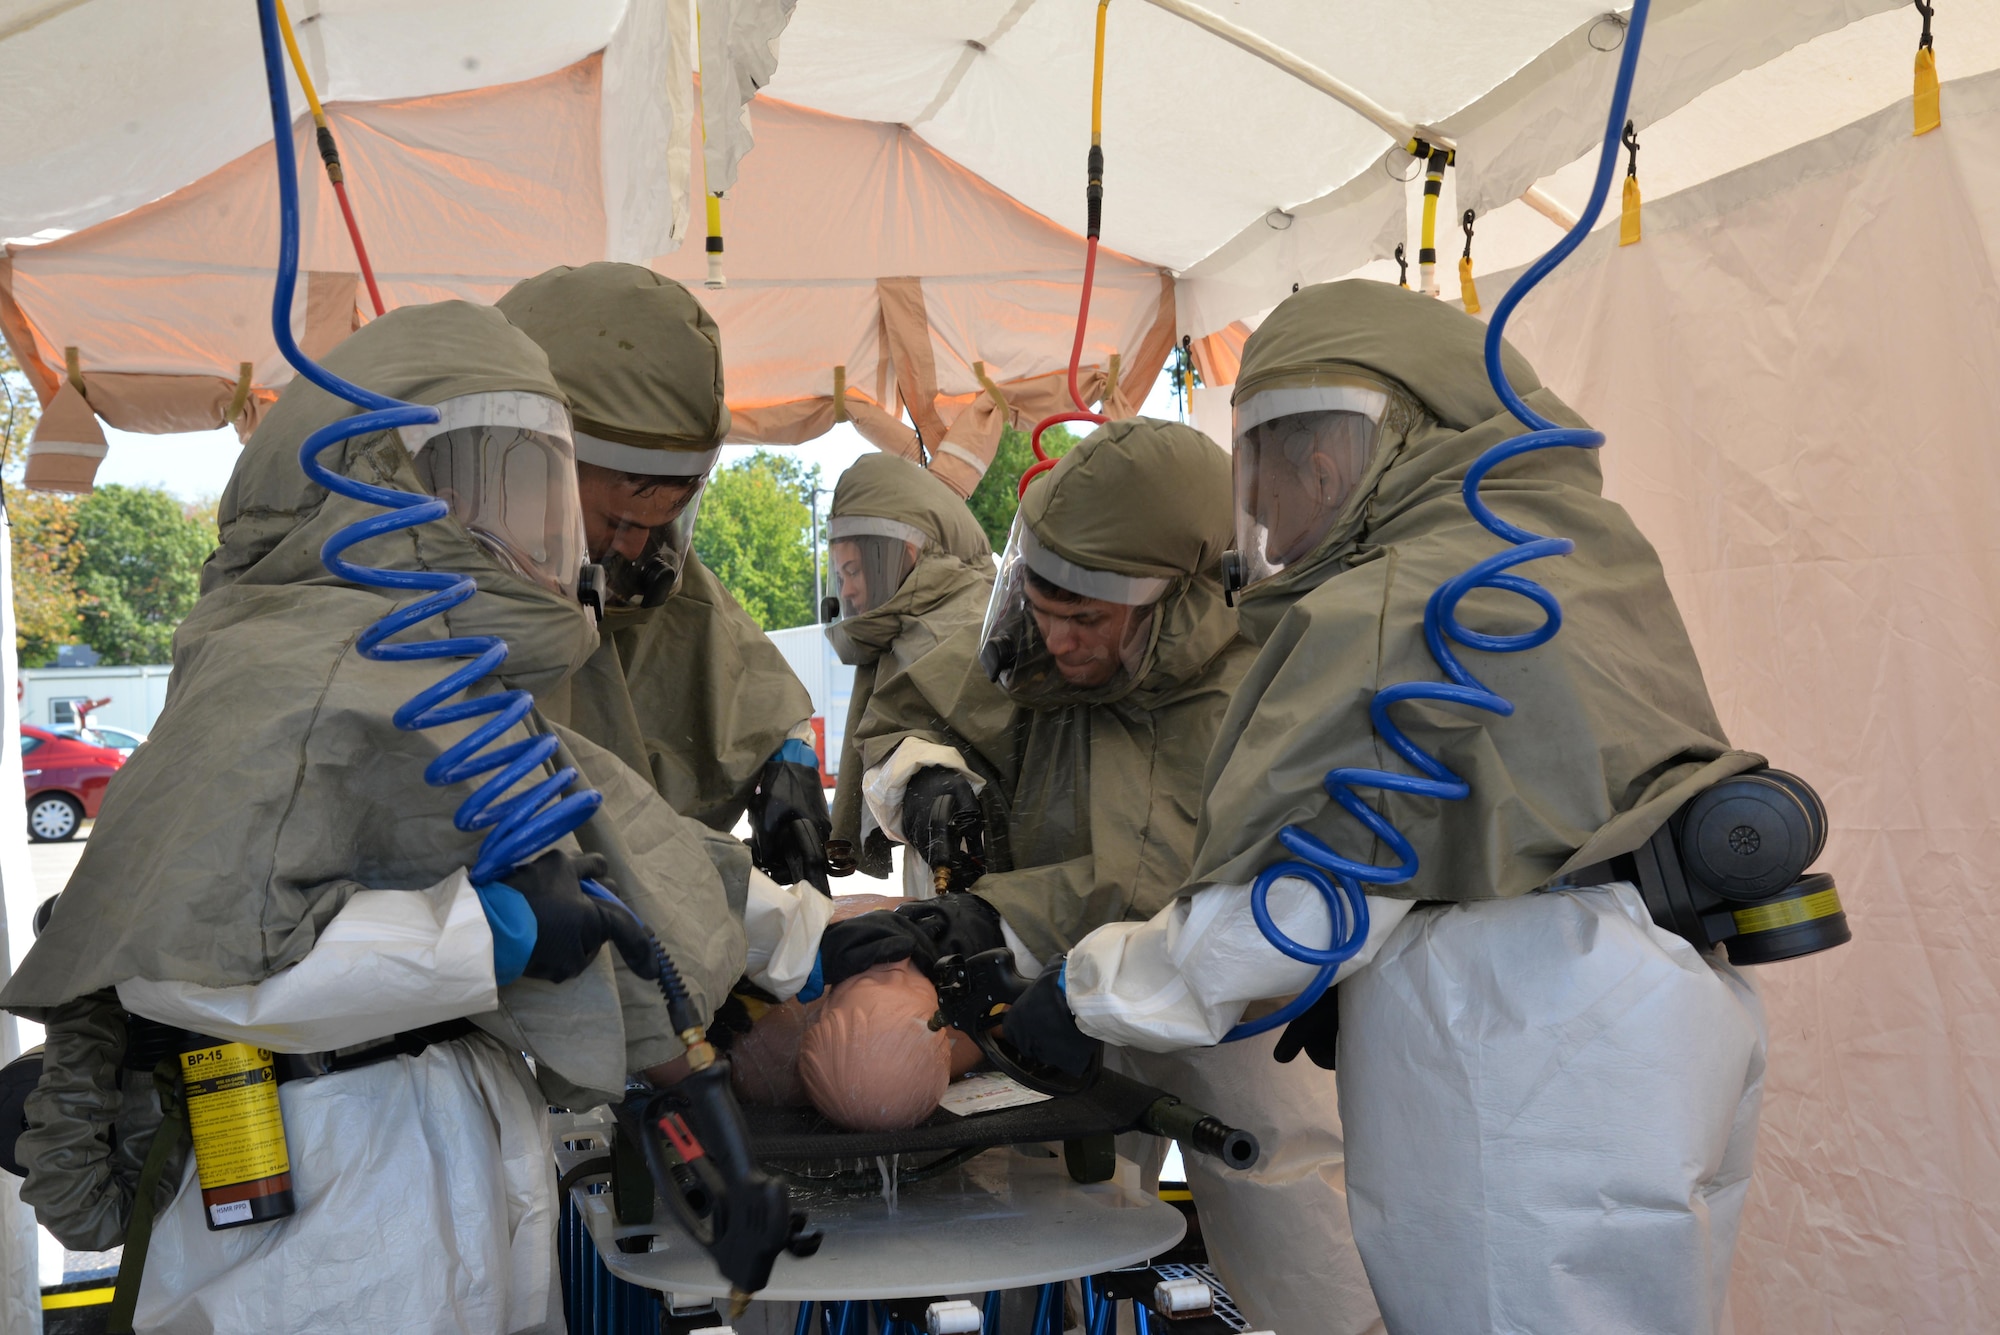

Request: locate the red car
(22, 725), (122, 842)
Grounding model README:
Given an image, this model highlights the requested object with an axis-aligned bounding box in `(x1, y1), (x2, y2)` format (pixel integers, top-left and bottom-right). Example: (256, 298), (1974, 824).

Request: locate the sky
(93, 363), (1187, 503)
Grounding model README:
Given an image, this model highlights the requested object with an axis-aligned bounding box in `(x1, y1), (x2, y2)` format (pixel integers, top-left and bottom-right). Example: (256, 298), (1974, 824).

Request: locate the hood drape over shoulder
(551, 558), (813, 831)
(3, 302), (742, 1099)
(1194, 281), (1759, 901)
(823, 452), (995, 877)
(507, 264), (811, 829)
(856, 420), (1255, 959)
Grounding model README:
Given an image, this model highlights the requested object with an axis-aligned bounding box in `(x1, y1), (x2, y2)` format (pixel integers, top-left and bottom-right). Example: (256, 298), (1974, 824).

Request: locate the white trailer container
(20, 664), (173, 736)
(764, 623), (854, 779)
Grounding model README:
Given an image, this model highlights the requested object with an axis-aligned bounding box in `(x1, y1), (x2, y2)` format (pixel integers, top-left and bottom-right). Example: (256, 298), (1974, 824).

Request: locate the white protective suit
(121, 879), (559, 1334)
(1064, 281), (1770, 1335)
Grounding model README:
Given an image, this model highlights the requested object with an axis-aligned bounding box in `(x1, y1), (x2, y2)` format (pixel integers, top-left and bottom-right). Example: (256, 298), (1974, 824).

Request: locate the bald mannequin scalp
(797, 960), (953, 1131)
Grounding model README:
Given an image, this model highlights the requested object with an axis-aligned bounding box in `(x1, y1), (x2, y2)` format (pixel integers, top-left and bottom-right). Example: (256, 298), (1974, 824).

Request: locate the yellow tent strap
(1457, 209), (1480, 315)
(1406, 139), (1454, 296)
(972, 360), (1010, 414)
(225, 361), (255, 424)
(832, 365), (849, 421)
(1620, 119), (1643, 246)
(1914, 1), (1940, 135)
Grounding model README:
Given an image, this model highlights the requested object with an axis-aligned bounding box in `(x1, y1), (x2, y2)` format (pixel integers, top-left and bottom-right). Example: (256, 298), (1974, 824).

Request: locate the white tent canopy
(1, 2), (1999, 1331)
(0, 0), (1957, 496)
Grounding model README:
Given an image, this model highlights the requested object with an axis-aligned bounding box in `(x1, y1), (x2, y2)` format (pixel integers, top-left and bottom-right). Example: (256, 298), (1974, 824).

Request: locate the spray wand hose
(250, 0), (704, 1048)
(1222, 0), (1656, 1041)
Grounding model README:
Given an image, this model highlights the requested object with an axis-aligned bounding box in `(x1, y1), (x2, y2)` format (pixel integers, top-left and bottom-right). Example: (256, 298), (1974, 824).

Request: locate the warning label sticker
(180, 1043), (290, 1189)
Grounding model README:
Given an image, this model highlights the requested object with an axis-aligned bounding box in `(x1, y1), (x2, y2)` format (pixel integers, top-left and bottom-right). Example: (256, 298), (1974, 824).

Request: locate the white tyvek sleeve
(860, 738), (985, 843)
(116, 869), (499, 1054)
(1063, 877), (1414, 1052)
(742, 869), (836, 1000)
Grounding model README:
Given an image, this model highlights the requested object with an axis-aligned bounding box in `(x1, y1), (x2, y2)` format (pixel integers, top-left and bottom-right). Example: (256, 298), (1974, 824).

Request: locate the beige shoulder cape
(552, 553), (814, 830)
(1194, 280), (1759, 901)
(4, 302), (743, 1102)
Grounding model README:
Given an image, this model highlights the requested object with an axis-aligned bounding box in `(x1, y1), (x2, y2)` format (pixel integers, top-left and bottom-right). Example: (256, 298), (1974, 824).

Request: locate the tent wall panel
(1493, 73), (2000, 1333)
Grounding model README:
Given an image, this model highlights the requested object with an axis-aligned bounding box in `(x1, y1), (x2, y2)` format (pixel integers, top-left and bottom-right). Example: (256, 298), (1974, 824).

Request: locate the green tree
(1, 344), (87, 666)
(692, 450), (820, 631)
(965, 423), (1078, 552)
(71, 484), (214, 664)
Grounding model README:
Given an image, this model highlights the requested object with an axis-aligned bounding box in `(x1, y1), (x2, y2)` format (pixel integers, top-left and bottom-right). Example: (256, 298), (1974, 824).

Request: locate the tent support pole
(1136, 0), (1422, 142)
(1138, 0), (1580, 231)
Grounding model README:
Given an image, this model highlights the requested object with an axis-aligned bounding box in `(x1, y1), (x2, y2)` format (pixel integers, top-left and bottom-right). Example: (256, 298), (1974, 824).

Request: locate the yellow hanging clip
(1620, 119), (1643, 246)
(1914, 1), (1940, 135)
(1458, 210), (1480, 315)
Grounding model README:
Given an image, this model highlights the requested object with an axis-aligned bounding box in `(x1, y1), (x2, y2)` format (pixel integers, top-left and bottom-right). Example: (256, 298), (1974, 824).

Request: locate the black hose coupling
(1086, 144), (1105, 238)
(314, 125), (344, 183)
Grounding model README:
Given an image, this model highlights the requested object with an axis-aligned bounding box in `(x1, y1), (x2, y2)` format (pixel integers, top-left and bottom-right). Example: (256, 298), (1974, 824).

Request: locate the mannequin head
(797, 960), (953, 1131)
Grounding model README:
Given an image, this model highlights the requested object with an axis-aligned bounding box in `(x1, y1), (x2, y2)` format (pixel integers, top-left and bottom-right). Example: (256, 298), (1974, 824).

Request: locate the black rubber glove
(1001, 965), (1099, 1077)
(902, 766), (986, 890)
(505, 850), (660, 983)
(1271, 984), (1339, 1070)
(819, 893), (1007, 989)
(748, 756), (833, 895)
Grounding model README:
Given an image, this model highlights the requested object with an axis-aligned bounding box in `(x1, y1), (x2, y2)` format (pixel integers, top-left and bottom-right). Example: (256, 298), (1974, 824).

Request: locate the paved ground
(27, 823), (86, 906)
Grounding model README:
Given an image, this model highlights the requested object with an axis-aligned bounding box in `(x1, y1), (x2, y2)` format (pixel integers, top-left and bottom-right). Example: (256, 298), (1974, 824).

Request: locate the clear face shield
(1229, 373), (1396, 594)
(573, 436), (720, 610)
(401, 391), (586, 599)
(825, 516), (929, 618)
(977, 514), (1168, 703)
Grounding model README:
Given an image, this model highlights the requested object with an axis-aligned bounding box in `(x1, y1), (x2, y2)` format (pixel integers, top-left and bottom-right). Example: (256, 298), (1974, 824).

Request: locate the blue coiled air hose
(251, 0), (698, 1030)
(1222, 0), (1655, 1041)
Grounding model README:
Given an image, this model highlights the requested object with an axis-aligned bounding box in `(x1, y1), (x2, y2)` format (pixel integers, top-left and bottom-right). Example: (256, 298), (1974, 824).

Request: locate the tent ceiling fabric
(763, 0), (1901, 280)
(0, 0), (625, 239)
(0, 0), (1949, 487)
(1173, 0), (1907, 336)
(0, 56), (1170, 493)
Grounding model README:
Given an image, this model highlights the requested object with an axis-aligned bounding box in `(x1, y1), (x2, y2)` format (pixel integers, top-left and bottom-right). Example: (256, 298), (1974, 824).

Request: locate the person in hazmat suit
(819, 450), (995, 893)
(1000, 281), (1770, 1335)
(496, 263), (831, 894)
(779, 421), (1380, 1334)
(0, 301), (743, 1335)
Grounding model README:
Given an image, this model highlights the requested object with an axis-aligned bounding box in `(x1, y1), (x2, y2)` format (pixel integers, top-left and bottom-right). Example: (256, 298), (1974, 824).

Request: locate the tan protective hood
(829, 451), (993, 563)
(1011, 418), (1239, 708)
(203, 299), (597, 698)
(823, 453), (996, 875)
(506, 263), (806, 827)
(1196, 282), (1760, 901)
(1019, 418), (1230, 582)
(4, 303), (741, 1099)
(496, 262), (730, 452)
(853, 419), (1255, 956)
